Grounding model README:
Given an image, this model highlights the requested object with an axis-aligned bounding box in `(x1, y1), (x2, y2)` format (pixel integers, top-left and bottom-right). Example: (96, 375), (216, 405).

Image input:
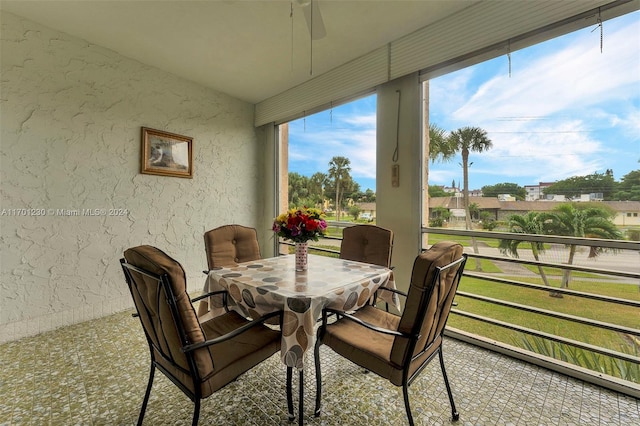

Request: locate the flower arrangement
(272, 207), (328, 243)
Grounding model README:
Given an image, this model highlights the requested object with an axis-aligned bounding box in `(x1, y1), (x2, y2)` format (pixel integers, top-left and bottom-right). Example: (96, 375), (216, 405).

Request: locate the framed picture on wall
(141, 127), (193, 178)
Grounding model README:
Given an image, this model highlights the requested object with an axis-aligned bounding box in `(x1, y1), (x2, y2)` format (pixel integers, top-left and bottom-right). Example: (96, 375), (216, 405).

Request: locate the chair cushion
(204, 225), (261, 269)
(322, 307), (442, 386)
(154, 310), (281, 397)
(199, 311), (281, 396)
(339, 225), (393, 267)
(322, 305), (404, 383)
(124, 245), (213, 378)
(391, 241), (463, 367)
(322, 241), (463, 387)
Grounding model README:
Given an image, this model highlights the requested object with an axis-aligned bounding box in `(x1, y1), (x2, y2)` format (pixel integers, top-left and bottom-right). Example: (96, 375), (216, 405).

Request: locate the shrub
(430, 217), (445, 227)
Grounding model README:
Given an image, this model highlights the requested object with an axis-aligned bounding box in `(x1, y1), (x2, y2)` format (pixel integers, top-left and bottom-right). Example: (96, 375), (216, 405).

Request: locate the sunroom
(1, 1), (638, 424)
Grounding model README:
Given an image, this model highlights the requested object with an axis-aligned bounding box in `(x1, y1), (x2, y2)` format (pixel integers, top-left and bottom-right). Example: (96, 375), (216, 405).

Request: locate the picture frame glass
(141, 127), (193, 178)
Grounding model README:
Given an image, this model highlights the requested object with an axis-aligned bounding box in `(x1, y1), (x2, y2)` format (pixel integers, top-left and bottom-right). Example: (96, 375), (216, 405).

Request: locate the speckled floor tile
(1, 310), (638, 425)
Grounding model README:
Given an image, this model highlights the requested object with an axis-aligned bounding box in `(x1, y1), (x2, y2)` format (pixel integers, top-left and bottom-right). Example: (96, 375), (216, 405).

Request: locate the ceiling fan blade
(302, 0), (326, 40)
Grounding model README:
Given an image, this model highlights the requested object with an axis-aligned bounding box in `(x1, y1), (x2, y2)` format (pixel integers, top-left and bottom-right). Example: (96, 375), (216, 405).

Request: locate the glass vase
(295, 242), (308, 272)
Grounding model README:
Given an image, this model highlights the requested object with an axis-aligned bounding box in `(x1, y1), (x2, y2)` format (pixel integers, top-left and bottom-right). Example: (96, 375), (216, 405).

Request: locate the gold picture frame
(141, 127), (193, 178)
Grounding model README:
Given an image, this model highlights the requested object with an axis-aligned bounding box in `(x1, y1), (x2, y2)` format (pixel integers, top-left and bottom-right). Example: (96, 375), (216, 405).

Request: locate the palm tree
(328, 156), (351, 221)
(445, 127), (493, 232)
(432, 126), (492, 270)
(468, 202), (480, 220)
(499, 212), (554, 294)
(545, 203), (623, 290)
(425, 123), (448, 206)
(425, 123), (449, 245)
(428, 123), (450, 162)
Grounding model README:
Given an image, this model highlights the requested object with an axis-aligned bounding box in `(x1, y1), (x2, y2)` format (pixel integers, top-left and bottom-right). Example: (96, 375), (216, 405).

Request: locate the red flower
(273, 207), (327, 243)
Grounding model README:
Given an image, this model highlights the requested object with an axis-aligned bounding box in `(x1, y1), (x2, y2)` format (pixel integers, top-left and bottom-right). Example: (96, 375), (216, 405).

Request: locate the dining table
(201, 253), (398, 424)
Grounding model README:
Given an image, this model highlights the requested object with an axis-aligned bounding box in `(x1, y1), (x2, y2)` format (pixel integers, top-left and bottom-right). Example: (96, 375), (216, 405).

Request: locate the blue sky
(288, 11), (639, 193)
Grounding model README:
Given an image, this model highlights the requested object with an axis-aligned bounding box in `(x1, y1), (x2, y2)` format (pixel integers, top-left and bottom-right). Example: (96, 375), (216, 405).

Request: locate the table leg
(286, 367), (305, 425)
(298, 369), (304, 426)
(314, 341), (322, 417)
(287, 367), (294, 421)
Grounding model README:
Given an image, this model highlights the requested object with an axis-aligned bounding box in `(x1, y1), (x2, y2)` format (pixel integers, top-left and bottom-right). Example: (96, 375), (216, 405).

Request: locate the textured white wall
(0, 13), (261, 342)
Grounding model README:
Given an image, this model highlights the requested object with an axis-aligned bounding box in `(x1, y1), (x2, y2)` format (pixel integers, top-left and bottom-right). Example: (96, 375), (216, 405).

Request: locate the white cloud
(428, 67), (475, 117)
(428, 14), (640, 187)
(340, 113), (376, 128)
(289, 113), (377, 180)
(452, 19), (640, 122)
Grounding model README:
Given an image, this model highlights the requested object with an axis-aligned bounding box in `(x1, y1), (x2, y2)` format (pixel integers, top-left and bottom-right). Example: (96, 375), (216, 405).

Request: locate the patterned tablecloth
(202, 254), (397, 370)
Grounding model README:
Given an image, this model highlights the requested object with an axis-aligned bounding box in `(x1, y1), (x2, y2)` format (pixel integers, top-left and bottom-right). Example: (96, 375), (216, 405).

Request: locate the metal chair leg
(439, 349), (459, 421)
(287, 367), (294, 422)
(314, 339), (322, 417)
(402, 381), (414, 426)
(137, 363), (155, 426)
(191, 398), (200, 426)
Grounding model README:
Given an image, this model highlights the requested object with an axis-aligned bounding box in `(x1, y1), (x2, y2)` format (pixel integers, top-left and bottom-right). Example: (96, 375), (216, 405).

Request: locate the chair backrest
(390, 241), (466, 366)
(339, 224), (394, 268)
(121, 245), (214, 385)
(204, 224), (261, 269)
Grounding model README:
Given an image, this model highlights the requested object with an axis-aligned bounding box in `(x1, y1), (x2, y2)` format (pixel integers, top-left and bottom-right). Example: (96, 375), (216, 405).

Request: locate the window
(426, 11), (638, 229)
(277, 94), (377, 224)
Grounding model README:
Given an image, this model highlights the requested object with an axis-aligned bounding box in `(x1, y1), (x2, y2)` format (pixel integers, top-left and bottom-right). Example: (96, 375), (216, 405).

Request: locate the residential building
(429, 197), (640, 225)
(525, 182), (556, 201)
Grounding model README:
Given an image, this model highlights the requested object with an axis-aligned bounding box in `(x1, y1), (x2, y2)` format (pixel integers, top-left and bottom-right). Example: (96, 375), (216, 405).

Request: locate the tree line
(429, 170), (640, 201)
(288, 156), (375, 220)
(429, 123), (639, 202)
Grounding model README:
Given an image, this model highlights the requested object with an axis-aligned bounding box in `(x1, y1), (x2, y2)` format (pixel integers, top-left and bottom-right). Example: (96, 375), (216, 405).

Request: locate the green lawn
(464, 258), (502, 272)
(426, 232), (502, 248)
(447, 315), (639, 382)
(282, 244), (339, 257)
(522, 264), (608, 279)
(448, 275), (640, 382)
(454, 276), (639, 329)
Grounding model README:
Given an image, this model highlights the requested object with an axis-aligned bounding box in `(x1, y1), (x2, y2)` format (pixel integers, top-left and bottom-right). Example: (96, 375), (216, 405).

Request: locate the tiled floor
(1, 310), (638, 426)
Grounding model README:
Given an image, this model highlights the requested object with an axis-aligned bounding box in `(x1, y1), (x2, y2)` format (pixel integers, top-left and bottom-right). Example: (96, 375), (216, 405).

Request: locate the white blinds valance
(254, 0), (636, 127)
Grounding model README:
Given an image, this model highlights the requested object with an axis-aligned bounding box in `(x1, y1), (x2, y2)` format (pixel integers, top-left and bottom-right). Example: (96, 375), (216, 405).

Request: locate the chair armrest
(190, 289), (227, 303)
(374, 286), (407, 298)
(370, 286), (406, 311)
(181, 310), (283, 352)
(322, 308), (407, 338)
(133, 290), (229, 319)
(191, 290), (231, 314)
